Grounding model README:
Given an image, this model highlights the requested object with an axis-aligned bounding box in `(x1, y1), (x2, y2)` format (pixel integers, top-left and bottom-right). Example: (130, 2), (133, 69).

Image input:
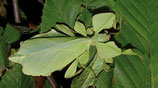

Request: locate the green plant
(9, 12), (136, 88)
(1, 0), (158, 88)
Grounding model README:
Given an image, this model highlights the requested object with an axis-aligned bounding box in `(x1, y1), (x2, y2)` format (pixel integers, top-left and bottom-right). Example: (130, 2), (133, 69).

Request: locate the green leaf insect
(9, 13), (138, 77)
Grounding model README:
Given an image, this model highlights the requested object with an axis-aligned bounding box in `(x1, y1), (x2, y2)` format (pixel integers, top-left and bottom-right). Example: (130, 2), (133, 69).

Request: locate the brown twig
(38, 0), (44, 5)
(47, 76), (56, 88)
(12, 0), (21, 23)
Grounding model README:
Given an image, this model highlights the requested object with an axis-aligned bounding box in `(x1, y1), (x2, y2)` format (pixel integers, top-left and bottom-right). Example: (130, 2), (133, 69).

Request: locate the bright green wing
(10, 38), (91, 76)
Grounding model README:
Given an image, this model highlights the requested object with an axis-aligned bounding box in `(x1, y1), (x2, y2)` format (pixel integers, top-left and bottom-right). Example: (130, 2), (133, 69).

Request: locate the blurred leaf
(114, 55), (151, 88)
(114, 71), (125, 88)
(44, 77), (57, 88)
(0, 65), (34, 88)
(10, 38), (91, 76)
(95, 71), (113, 88)
(14, 26), (31, 34)
(105, 0), (117, 11)
(92, 13), (115, 34)
(2, 24), (21, 44)
(40, 0), (81, 33)
(81, 0), (106, 9)
(19, 9), (27, 20)
(0, 3), (7, 18)
(74, 21), (87, 36)
(112, 0), (158, 87)
(56, 24), (75, 37)
(79, 8), (92, 28)
(0, 39), (8, 73)
(43, 80), (52, 88)
(0, 26), (3, 35)
(30, 27), (40, 33)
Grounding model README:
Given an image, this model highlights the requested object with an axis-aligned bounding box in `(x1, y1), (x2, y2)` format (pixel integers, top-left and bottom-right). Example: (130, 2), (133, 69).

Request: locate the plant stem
(47, 76), (56, 88)
(38, 0), (44, 5)
(12, 0), (21, 23)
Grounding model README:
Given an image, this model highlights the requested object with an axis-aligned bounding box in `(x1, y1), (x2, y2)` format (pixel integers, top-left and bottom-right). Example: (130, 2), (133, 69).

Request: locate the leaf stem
(47, 76), (56, 88)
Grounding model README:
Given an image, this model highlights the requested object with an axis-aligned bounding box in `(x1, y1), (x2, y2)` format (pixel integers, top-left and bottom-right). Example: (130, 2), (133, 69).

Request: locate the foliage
(0, 65), (34, 88)
(1, 0), (158, 88)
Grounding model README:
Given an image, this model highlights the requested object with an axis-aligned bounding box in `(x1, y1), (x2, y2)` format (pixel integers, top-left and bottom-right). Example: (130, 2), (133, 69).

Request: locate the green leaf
(44, 77), (57, 88)
(113, 0), (158, 87)
(105, 0), (117, 11)
(65, 60), (78, 78)
(74, 21), (87, 36)
(19, 9), (27, 20)
(95, 71), (113, 88)
(0, 39), (8, 73)
(56, 24), (75, 37)
(0, 65), (34, 88)
(2, 24), (21, 44)
(71, 54), (104, 88)
(96, 42), (122, 60)
(0, 26), (3, 35)
(40, 0), (81, 33)
(81, 0), (106, 9)
(92, 13), (115, 34)
(43, 80), (52, 88)
(14, 26), (31, 34)
(79, 8), (92, 28)
(10, 38), (91, 76)
(114, 55), (151, 88)
(114, 23), (152, 88)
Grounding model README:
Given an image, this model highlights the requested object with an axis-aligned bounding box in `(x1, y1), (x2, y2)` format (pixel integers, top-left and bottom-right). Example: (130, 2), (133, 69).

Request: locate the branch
(12, 0), (21, 23)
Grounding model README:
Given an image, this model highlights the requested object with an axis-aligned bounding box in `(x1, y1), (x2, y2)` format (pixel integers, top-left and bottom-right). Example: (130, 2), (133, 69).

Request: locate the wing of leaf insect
(87, 27), (94, 35)
(17, 37), (77, 55)
(96, 42), (122, 62)
(92, 13), (115, 34)
(9, 53), (26, 64)
(91, 34), (110, 43)
(74, 21), (87, 36)
(104, 58), (113, 63)
(10, 38), (91, 76)
(32, 29), (67, 38)
(65, 60), (78, 78)
(78, 49), (89, 65)
(56, 24), (75, 36)
(102, 63), (110, 71)
(122, 49), (137, 55)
